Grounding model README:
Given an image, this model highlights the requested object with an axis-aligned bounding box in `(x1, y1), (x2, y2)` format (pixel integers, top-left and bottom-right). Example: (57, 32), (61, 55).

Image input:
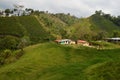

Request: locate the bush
(0, 49), (12, 65)
(2, 49), (12, 58)
(0, 36), (20, 50)
(15, 50), (24, 59)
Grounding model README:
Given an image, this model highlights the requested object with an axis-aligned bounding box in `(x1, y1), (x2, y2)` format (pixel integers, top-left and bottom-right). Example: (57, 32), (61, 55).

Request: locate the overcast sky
(0, 0), (120, 17)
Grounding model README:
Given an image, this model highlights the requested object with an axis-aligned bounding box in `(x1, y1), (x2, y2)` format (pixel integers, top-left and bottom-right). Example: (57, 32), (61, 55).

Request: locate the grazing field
(0, 43), (119, 80)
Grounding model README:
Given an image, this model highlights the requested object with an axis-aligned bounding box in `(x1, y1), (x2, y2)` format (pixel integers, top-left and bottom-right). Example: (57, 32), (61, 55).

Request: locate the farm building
(77, 40), (89, 46)
(105, 38), (120, 43)
(55, 39), (75, 44)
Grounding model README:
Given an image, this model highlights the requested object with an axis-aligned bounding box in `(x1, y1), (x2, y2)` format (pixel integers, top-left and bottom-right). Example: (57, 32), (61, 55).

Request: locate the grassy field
(0, 43), (119, 80)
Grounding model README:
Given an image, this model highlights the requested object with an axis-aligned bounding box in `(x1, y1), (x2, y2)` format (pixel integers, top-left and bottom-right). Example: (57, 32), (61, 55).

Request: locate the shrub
(0, 36), (20, 50)
(0, 49), (12, 65)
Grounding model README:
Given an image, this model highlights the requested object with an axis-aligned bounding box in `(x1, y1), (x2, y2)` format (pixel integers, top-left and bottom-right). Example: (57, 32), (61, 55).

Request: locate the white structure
(13, 4), (24, 16)
(55, 39), (76, 45)
(105, 38), (120, 42)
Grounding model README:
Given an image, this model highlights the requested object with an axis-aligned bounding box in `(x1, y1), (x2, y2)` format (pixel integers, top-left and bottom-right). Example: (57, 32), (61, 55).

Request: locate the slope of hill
(0, 13), (80, 45)
(67, 14), (120, 40)
(0, 16), (54, 45)
(37, 13), (67, 38)
(89, 14), (120, 33)
(0, 43), (119, 80)
(67, 18), (93, 40)
(0, 17), (26, 37)
(54, 13), (79, 26)
(17, 16), (51, 43)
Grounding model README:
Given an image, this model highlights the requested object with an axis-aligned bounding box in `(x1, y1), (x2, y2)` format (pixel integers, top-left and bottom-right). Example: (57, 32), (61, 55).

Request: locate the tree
(112, 30), (120, 37)
(25, 8), (34, 15)
(95, 10), (103, 16)
(96, 31), (108, 40)
(18, 38), (27, 51)
(0, 36), (20, 50)
(5, 9), (11, 16)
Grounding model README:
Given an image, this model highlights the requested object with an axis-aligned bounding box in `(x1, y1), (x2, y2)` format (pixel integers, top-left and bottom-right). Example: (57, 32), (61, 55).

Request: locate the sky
(0, 0), (120, 17)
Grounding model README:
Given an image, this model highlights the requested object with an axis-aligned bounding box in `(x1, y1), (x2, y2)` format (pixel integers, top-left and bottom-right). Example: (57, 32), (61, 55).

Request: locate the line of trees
(0, 4), (34, 17)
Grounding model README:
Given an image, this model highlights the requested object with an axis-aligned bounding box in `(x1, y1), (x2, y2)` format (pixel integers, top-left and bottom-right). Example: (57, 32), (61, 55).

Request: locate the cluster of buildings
(54, 37), (120, 47)
(54, 39), (89, 46)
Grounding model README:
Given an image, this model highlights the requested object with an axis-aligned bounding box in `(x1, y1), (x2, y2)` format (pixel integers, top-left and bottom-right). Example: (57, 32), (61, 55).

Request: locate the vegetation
(17, 16), (52, 43)
(0, 17), (25, 37)
(0, 35), (20, 50)
(0, 43), (119, 80)
(0, 9), (120, 80)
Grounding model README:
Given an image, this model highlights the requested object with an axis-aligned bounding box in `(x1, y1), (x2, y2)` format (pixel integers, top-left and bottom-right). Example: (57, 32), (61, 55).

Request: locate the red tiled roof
(55, 40), (61, 42)
(77, 40), (87, 43)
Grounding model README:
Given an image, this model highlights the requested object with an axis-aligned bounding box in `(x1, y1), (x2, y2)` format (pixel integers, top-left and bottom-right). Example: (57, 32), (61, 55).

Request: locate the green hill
(0, 13), (80, 45)
(0, 17), (25, 37)
(1, 12), (119, 44)
(0, 16), (53, 45)
(54, 13), (79, 26)
(37, 13), (67, 38)
(67, 14), (120, 40)
(17, 16), (51, 43)
(0, 11), (120, 80)
(89, 14), (120, 33)
(0, 43), (119, 80)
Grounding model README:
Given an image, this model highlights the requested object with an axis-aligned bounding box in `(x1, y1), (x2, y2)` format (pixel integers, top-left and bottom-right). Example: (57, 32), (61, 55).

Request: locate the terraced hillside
(0, 16), (52, 44)
(0, 43), (119, 80)
(0, 17), (25, 37)
(0, 14), (80, 44)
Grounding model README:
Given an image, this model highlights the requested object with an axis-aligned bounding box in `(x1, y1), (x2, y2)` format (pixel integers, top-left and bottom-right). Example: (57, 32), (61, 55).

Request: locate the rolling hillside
(67, 14), (120, 40)
(0, 13), (80, 45)
(1, 12), (120, 44)
(0, 16), (52, 44)
(89, 14), (120, 33)
(0, 43), (119, 80)
(0, 17), (25, 37)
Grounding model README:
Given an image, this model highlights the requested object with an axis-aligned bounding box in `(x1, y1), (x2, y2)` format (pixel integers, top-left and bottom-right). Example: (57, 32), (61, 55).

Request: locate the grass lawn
(0, 43), (119, 80)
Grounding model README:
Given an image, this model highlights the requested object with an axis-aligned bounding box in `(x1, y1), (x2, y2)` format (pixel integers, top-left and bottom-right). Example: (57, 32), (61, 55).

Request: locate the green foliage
(112, 30), (120, 37)
(0, 16), (54, 44)
(0, 49), (12, 65)
(0, 49), (24, 65)
(90, 14), (120, 33)
(0, 43), (119, 80)
(55, 13), (79, 26)
(85, 61), (120, 80)
(67, 18), (93, 40)
(37, 13), (68, 38)
(0, 36), (20, 50)
(67, 13), (120, 41)
(90, 41), (120, 49)
(5, 9), (11, 16)
(95, 31), (108, 40)
(0, 17), (26, 37)
(18, 16), (51, 43)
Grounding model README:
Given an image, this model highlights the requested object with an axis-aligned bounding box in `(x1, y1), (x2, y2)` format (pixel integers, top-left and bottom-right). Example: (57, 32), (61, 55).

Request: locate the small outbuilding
(55, 39), (71, 44)
(77, 40), (89, 46)
(55, 39), (76, 45)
